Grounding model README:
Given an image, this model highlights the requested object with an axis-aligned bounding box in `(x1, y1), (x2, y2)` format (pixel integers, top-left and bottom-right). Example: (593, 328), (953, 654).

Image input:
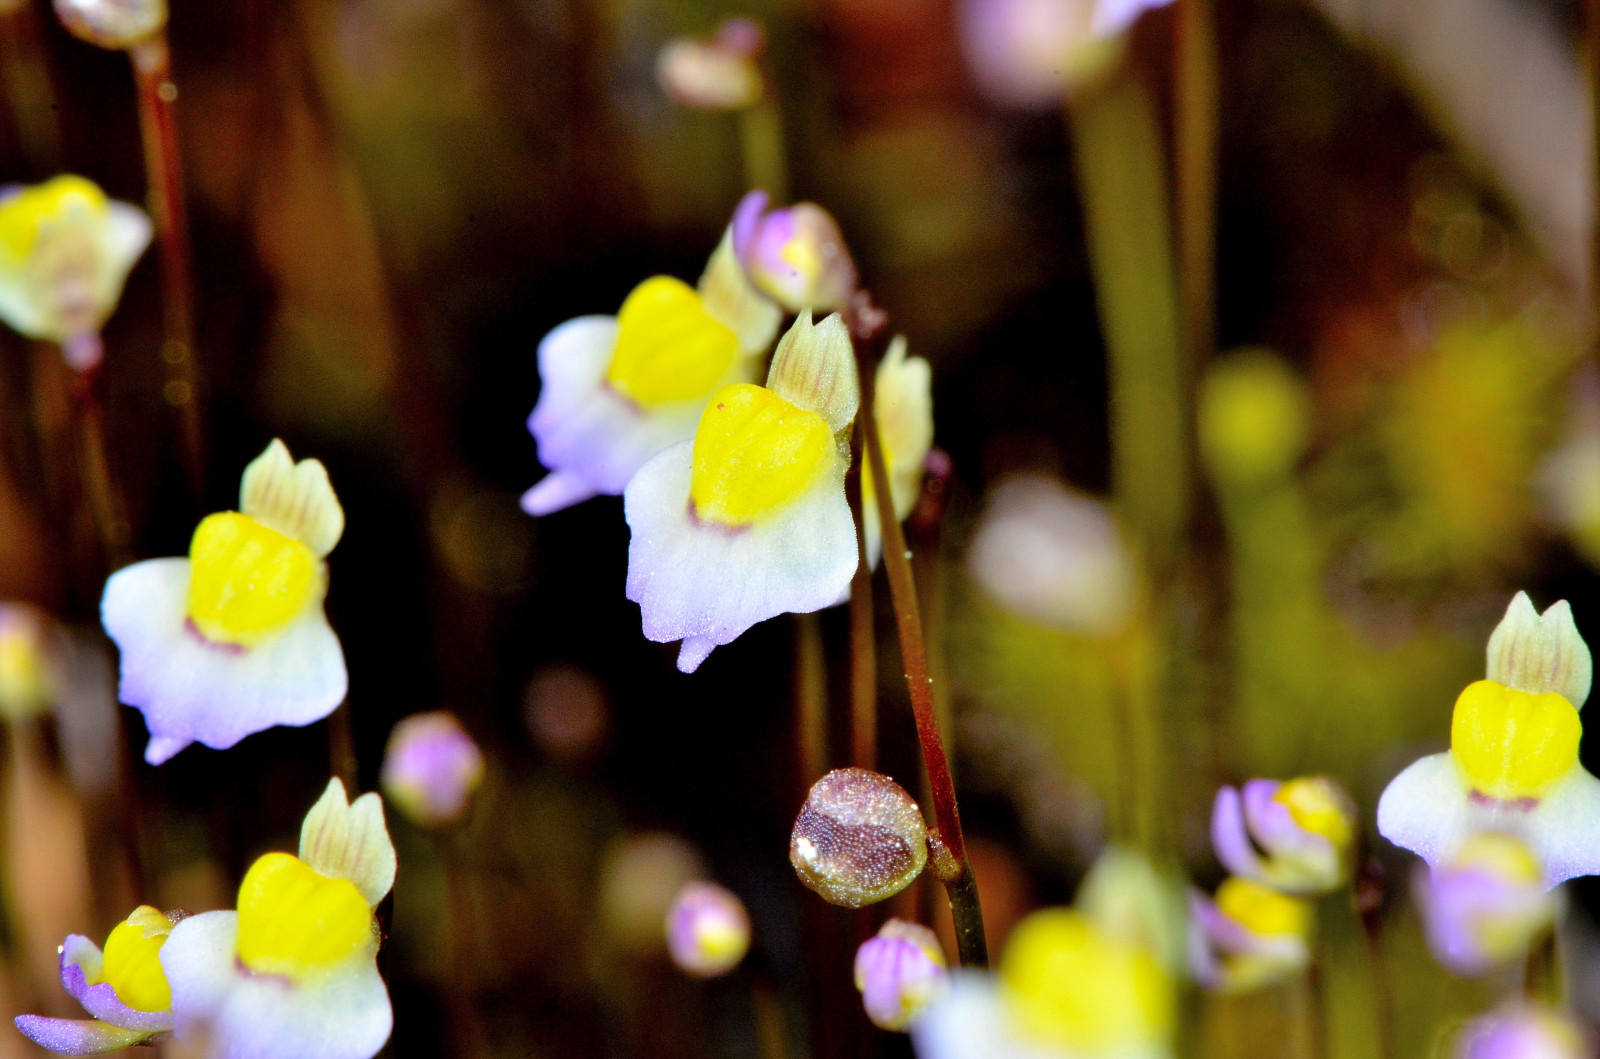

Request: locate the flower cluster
(17, 779), (395, 1059)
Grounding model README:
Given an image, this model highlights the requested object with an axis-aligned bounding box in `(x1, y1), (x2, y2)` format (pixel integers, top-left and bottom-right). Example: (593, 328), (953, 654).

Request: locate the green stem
(1175, 0), (1218, 369)
(738, 98), (787, 200)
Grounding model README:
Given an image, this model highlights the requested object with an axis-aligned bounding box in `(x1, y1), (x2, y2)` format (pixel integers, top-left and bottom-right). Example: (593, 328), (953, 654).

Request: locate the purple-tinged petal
(1377, 752), (1473, 868)
(1241, 779), (1300, 850)
(1211, 787), (1265, 880)
(60, 951), (172, 1033)
(1524, 768), (1600, 886)
(14, 1015), (154, 1055)
(521, 473), (600, 517)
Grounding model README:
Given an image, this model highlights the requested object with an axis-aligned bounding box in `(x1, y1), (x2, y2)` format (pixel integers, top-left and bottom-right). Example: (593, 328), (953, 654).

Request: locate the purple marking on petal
(60, 959), (172, 1032)
(14, 1015), (154, 1055)
(1211, 786), (1265, 879)
(731, 191), (768, 264)
(1242, 779), (1302, 851)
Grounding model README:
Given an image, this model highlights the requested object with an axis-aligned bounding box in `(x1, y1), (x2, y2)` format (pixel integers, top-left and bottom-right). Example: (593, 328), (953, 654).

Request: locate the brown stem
(327, 700), (358, 791)
(848, 305), (986, 967)
(792, 612), (827, 791)
(1354, 858), (1395, 1059)
(66, 366), (129, 571)
(1590, 0), (1600, 325)
(129, 35), (203, 493)
(1174, 0), (1218, 369)
(846, 416), (876, 769)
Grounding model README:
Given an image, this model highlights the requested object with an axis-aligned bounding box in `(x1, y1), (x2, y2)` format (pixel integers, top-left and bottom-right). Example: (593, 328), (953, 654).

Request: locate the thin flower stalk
(792, 612), (828, 790)
(847, 413), (876, 769)
(1174, 0), (1218, 367)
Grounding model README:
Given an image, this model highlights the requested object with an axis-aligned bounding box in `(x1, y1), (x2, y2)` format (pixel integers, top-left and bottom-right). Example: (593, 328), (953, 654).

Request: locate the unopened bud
(731, 191), (857, 313)
(656, 18), (765, 111)
(854, 919), (949, 1031)
(665, 882), (750, 977)
(1416, 833), (1554, 977)
(379, 712), (485, 827)
(790, 768), (928, 908)
(53, 0), (165, 49)
(1455, 1005), (1588, 1059)
(1198, 350), (1311, 490)
(1487, 593), (1591, 709)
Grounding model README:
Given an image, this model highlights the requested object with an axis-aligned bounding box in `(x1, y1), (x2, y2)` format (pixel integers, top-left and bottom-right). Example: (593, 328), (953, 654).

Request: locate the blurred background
(0, 0), (1597, 1054)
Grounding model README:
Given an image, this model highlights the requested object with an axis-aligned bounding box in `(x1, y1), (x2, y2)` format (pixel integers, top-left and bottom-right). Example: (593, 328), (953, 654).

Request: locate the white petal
(162, 912), (391, 1059)
(102, 559), (348, 762)
(0, 258), (50, 338)
(239, 440), (344, 558)
(1375, 752), (1474, 868)
(767, 312), (860, 433)
(94, 202), (153, 316)
(521, 472), (599, 517)
(624, 441), (858, 673)
(1523, 768), (1600, 886)
(527, 316), (708, 500)
(299, 779), (396, 907)
(697, 229), (781, 355)
(875, 336), (934, 523)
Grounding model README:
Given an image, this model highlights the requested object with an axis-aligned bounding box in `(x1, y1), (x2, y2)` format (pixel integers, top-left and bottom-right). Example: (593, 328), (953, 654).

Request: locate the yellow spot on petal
(0, 176), (107, 263)
(98, 906), (172, 1014)
(690, 383), (834, 526)
(1000, 909), (1172, 1051)
(1451, 832), (1543, 886)
(1215, 877), (1311, 939)
(607, 276), (740, 406)
(1451, 679), (1581, 800)
(186, 512), (322, 647)
(236, 853), (372, 981)
(1273, 777), (1353, 851)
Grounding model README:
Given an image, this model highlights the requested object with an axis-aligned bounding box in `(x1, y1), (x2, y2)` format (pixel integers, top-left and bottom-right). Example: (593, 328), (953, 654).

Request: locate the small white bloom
(863, 337), (934, 568)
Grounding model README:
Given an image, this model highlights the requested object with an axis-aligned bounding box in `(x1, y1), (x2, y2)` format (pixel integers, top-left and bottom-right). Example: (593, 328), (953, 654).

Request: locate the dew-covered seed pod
(790, 767), (928, 908)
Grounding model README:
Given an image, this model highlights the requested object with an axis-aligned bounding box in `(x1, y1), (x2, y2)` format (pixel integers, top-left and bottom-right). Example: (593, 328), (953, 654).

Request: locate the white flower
(158, 780), (396, 1059)
(863, 336), (934, 568)
(522, 229), (780, 516)
(101, 440), (347, 764)
(625, 311), (860, 672)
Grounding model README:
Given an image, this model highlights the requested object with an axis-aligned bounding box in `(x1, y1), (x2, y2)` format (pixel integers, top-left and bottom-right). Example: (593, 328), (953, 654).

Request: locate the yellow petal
(690, 384), (835, 526)
(1451, 680), (1581, 800)
(607, 276), (740, 406)
(186, 512), (323, 647)
(236, 853), (373, 980)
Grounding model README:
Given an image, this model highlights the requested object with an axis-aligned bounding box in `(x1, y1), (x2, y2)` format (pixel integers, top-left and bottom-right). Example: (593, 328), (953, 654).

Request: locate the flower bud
(1455, 1005), (1587, 1059)
(967, 474), (1136, 636)
(1416, 833), (1555, 977)
(656, 18), (765, 111)
(790, 768), (928, 908)
(1486, 592), (1591, 710)
(1188, 877), (1313, 994)
(665, 882), (750, 978)
(53, 0), (165, 49)
(0, 604), (55, 722)
(1211, 777), (1356, 897)
(956, 0), (1123, 109)
(855, 920), (948, 1032)
(730, 191), (857, 313)
(1198, 350), (1312, 490)
(379, 712), (485, 827)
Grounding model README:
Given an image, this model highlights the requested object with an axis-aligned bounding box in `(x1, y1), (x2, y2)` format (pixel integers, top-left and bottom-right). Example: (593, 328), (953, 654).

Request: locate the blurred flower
(16, 905), (179, 1054)
(599, 833), (706, 954)
(158, 779), (395, 1059)
(1188, 877), (1313, 993)
(967, 475), (1136, 637)
(1076, 847), (1188, 975)
(625, 311), (860, 672)
(1415, 832), (1555, 977)
(656, 18), (764, 111)
(731, 191), (858, 313)
(0, 175), (151, 370)
(855, 919), (949, 1032)
(53, 0), (164, 49)
(1211, 777), (1355, 896)
(0, 604), (56, 721)
(914, 907), (1173, 1059)
(790, 767), (928, 908)
(1454, 1005), (1588, 1059)
(665, 882), (749, 978)
(1378, 596), (1600, 887)
(101, 439), (348, 764)
(863, 337), (934, 568)
(523, 228), (780, 516)
(380, 712), (485, 827)
(1538, 369), (1600, 568)
(1197, 351), (1311, 491)
(957, 0), (1170, 109)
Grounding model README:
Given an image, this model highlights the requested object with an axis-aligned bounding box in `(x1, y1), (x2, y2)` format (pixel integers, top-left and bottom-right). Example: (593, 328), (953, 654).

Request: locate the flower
(379, 712), (486, 827)
(1414, 832), (1555, 977)
(522, 227), (780, 516)
(624, 311), (860, 672)
(855, 919), (949, 1032)
(664, 882), (750, 978)
(101, 439), (348, 764)
(1187, 877), (1313, 993)
(1210, 777), (1355, 896)
(914, 907), (1174, 1059)
(956, 0), (1171, 109)
(157, 779), (396, 1059)
(1454, 1005), (1588, 1059)
(15, 905), (179, 1054)
(967, 475), (1136, 637)
(730, 191), (858, 313)
(53, 0), (165, 49)
(0, 175), (151, 370)
(1377, 595), (1600, 887)
(656, 18), (765, 111)
(863, 337), (934, 568)
(0, 603), (57, 721)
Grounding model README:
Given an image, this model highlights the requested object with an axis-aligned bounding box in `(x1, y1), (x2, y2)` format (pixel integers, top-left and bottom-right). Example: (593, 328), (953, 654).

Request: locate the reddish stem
(845, 416), (876, 769)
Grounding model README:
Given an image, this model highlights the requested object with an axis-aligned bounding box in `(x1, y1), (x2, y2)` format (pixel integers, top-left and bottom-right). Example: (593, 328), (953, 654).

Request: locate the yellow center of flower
(1451, 832), (1543, 885)
(0, 176), (106, 263)
(1215, 877), (1312, 938)
(1000, 909), (1172, 1051)
(1273, 777), (1352, 849)
(1450, 679), (1581, 800)
(97, 905), (173, 1013)
(236, 852), (373, 981)
(606, 276), (740, 406)
(690, 383), (834, 526)
(186, 512), (322, 647)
